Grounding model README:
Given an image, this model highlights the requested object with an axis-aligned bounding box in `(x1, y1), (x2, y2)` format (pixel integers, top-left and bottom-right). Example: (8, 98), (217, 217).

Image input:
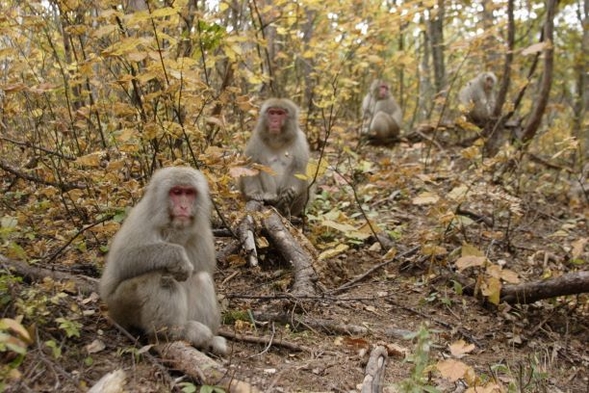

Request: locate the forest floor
(1, 131), (588, 392)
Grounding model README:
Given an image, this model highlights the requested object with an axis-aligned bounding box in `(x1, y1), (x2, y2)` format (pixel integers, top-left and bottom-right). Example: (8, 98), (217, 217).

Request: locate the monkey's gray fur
(239, 98), (311, 217)
(100, 166), (227, 355)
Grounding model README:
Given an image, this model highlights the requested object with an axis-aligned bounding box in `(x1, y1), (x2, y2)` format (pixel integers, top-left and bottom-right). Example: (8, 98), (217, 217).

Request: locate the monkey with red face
(100, 167), (227, 355)
(362, 79), (403, 142)
(239, 98), (310, 217)
(458, 72), (497, 127)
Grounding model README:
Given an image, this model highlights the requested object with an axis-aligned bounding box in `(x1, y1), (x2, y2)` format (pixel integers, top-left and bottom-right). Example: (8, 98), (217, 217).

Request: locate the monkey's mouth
(172, 216), (193, 226)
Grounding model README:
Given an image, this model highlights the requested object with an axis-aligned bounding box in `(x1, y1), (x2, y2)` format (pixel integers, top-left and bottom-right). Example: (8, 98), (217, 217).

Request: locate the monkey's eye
(267, 108), (287, 116)
(169, 187), (196, 196)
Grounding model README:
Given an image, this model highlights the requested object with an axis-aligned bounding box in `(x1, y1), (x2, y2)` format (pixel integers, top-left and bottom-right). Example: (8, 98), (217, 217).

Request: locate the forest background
(0, 0), (588, 392)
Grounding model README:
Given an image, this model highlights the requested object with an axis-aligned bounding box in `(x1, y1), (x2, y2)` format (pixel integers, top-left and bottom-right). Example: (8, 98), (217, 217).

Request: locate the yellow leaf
(481, 277), (501, 305)
(447, 185), (469, 202)
(550, 229), (568, 237)
(486, 264), (502, 279)
(571, 238), (587, 259)
(412, 191), (439, 205)
(150, 7), (178, 18)
(91, 24), (116, 39)
(306, 158), (327, 178)
(318, 243), (349, 260)
(448, 340), (475, 358)
(0, 318), (33, 344)
(522, 42), (549, 56)
(422, 244), (447, 256)
(500, 268), (520, 284)
(75, 152), (102, 167)
(230, 166), (258, 179)
(462, 243), (484, 257)
(455, 255), (486, 272)
(436, 359), (470, 382)
(366, 55), (383, 64)
(322, 220), (356, 233)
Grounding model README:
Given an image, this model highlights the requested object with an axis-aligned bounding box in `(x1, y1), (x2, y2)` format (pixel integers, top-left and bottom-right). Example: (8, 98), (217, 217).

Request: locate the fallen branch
(330, 246), (419, 295)
(156, 341), (261, 393)
(500, 271), (589, 304)
(252, 311), (369, 336)
(1, 255), (97, 295)
(237, 204), (259, 267)
(361, 345), (388, 393)
(220, 329), (310, 352)
(0, 159), (85, 191)
(240, 201), (318, 297)
(261, 209), (318, 297)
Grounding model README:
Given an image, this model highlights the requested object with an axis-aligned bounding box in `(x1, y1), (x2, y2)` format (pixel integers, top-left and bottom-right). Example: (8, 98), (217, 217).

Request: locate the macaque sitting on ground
(458, 72), (497, 127)
(100, 167), (227, 355)
(361, 79), (403, 142)
(239, 98), (310, 217)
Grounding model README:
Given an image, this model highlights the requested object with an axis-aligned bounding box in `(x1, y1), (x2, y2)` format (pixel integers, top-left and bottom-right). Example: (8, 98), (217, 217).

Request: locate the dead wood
(156, 341), (261, 393)
(240, 200), (318, 297)
(361, 345), (388, 393)
(252, 311), (369, 336)
(0, 159), (85, 191)
(1, 255), (98, 295)
(500, 271), (589, 304)
(330, 246), (419, 295)
(88, 369), (126, 393)
(237, 204), (259, 267)
(220, 329), (310, 352)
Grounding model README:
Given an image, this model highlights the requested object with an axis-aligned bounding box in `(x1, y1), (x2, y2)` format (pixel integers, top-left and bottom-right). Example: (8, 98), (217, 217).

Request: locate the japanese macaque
(458, 72), (497, 127)
(362, 79), (403, 141)
(99, 167), (227, 355)
(239, 98), (310, 217)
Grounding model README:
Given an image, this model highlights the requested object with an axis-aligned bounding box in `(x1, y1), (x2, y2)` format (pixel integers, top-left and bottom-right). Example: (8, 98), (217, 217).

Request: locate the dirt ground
(2, 139), (589, 393)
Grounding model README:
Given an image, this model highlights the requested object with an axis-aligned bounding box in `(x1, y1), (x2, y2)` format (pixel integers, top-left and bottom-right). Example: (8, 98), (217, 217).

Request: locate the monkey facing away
(239, 98), (310, 217)
(361, 79), (403, 141)
(458, 72), (497, 127)
(100, 167), (227, 355)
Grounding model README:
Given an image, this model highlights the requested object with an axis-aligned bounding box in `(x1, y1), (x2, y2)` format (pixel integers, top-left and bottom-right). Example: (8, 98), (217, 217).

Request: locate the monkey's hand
(275, 187), (295, 216)
(166, 256), (194, 282)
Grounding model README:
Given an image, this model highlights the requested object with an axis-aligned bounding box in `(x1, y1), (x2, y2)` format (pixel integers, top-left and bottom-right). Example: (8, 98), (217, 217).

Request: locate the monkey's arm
(240, 173), (278, 203)
(101, 242), (192, 297)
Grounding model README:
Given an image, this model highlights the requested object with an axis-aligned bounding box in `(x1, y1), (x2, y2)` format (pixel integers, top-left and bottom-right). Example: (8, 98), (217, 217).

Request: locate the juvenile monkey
(100, 167), (227, 355)
(239, 98), (310, 217)
(362, 79), (403, 141)
(458, 72), (497, 127)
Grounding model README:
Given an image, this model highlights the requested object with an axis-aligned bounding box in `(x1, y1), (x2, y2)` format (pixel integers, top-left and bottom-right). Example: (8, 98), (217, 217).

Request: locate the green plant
(397, 325), (441, 393)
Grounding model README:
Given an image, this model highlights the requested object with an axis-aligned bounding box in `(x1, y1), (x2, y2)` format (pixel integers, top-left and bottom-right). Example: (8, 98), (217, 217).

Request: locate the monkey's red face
(484, 77), (494, 92)
(169, 186), (197, 225)
(378, 84), (389, 99)
(266, 107), (288, 134)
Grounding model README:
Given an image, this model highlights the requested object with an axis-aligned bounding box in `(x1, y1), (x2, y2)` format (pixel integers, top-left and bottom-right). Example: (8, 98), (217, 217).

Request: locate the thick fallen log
(361, 345), (388, 393)
(238, 201), (318, 297)
(500, 271), (589, 304)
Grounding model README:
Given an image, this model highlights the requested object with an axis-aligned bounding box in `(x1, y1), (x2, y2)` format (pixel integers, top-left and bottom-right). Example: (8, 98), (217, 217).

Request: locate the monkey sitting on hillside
(100, 167), (227, 355)
(239, 98), (311, 217)
(361, 79), (403, 143)
(458, 72), (497, 127)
